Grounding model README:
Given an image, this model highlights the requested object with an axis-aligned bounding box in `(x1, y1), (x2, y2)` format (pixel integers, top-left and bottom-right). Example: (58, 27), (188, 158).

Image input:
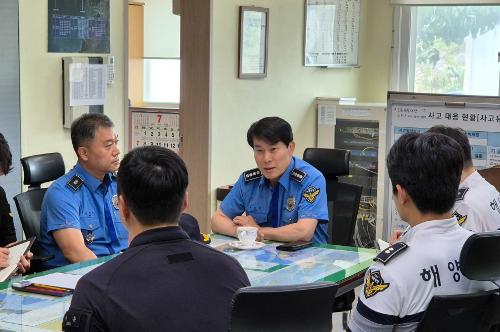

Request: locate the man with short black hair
(211, 116), (329, 243)
(40, 113), (128, 268)
(348, 132), (492, 331)
(427, 125), (500, 232)
(64, 146), (249, 332)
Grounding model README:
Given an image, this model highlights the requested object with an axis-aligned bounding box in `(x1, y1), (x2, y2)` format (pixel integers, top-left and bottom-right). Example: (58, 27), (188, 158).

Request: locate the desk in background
(0, 235), (376, 331)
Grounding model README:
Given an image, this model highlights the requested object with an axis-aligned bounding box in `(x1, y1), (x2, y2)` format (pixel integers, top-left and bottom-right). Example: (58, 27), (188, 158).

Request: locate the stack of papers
(27, 272), (82, 290)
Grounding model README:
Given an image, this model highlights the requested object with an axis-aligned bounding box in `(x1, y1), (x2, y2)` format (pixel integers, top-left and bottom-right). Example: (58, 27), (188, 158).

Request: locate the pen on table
(24, 285), (67, 295)
(31, 283), (71, 292)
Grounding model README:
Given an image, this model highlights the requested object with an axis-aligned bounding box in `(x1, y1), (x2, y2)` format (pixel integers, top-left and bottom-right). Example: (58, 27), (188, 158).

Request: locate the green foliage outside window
(414, 6), (500, 94)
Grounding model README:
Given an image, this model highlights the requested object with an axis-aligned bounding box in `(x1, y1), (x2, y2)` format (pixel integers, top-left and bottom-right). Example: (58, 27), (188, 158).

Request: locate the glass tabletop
(0, 235), (376, 331)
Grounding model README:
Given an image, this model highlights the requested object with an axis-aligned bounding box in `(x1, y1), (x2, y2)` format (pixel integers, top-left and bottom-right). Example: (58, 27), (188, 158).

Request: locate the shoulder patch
(303, 185), (320, 203)
(452, 210), (468, 226)
(290, 168), (307, 183)
(62, 308), (91, 331)
(374, 242), (408, 265)
(243, 168), (262, 182)
(456, 187), (469, 201)
(364, 269), (390, 299)
(67, 175), (84, 191)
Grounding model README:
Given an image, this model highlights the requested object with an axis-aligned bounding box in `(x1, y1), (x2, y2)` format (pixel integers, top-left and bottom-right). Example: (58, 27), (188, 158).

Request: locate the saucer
(229, 241), (265, 250)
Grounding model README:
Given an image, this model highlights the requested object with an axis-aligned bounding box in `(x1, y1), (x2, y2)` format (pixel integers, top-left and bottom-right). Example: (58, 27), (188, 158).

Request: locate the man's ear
(77, 146), (89, 161)
(180, 192), (189, 212)
(395, 184), (410, 205)
(288, 141), (296, 154)
(118, 195), (130, 221)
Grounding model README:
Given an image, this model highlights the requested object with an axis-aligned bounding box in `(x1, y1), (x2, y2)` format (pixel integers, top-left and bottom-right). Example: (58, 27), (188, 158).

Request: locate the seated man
(211, 117), (329, 243)
(40, 114), (128, 268)
(63, 146), (250, 332)
(427, 125), (500, 232)
(348, 132), (493, 331)
(0, 133), (31, 273)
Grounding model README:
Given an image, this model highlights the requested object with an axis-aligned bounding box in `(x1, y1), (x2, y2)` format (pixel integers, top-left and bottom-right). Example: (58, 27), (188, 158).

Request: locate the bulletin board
(128, 108), (180, 153)
(304, 0), (360, 67)
(384, 92), (500, 239)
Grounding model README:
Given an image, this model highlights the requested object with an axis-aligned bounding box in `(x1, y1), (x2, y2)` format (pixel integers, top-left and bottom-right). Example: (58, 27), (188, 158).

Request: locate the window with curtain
(392, 5), (500, 96)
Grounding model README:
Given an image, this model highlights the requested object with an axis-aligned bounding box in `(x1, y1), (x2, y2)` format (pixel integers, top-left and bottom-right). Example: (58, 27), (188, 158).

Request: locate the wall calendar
(129, 108), (180, 153)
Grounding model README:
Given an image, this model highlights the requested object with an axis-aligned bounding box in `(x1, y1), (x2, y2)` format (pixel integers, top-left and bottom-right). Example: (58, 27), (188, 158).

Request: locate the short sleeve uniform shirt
(348, 218), (493, 332)
(40, 163), (128, 268)
(452, 171), (500, 232)
(220, 156), (329, 243)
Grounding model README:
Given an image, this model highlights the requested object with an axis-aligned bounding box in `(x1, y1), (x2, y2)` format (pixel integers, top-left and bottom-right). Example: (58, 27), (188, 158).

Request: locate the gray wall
(0, 0), (22, 240)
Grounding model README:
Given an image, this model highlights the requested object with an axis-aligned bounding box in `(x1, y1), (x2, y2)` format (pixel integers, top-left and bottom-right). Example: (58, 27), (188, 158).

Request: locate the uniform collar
(403, 217), (459, 242)
(460, 170), (480, 188)
(74, 162), (113, 193)
(258, 156), (296, 190)
(129, 226), (189, 248)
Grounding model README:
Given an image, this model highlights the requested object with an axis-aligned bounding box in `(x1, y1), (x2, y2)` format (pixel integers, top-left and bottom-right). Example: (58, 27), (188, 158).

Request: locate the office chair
(303, 148), (362, 247)
(416, 231), (500, 332)
(303, 148), (362, 319)
(229, 282), (338, 332)
(14, 153), (65, 272)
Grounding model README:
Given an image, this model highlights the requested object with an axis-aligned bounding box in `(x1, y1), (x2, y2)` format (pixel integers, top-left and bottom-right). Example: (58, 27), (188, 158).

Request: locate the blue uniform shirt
(40, 163), (128, 268)
(220, 157), (329, 243)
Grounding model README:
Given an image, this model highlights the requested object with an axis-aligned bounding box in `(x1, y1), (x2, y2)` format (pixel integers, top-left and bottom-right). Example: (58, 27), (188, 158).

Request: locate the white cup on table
(236, 226), (258, 246)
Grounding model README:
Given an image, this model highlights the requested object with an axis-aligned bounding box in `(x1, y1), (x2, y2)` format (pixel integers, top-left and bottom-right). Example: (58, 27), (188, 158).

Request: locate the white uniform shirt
(453, 171), (500, 232)
(348, 218), (493, 332)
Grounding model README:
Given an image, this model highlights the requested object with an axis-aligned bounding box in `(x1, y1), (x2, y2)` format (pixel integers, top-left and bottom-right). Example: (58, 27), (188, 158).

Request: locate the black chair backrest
(416, 291), (499, 332)
(229, 282), (338, 332)
(14, 153), (65, 256)
(460, 231), (500, 281)
(21, 153), (65, 190)
(14, 189), (47, 254)
(303, 148), (362, 246)
(417, 232), (500, 331)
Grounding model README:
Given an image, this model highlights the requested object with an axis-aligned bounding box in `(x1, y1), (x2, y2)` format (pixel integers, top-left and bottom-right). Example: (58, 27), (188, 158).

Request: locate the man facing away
(63, 146), (250, 332)
(40, 114), (128, 268)
(211, 117), (329, 243)
(348, 132), (493, 331)
(427, 125), (500, 232)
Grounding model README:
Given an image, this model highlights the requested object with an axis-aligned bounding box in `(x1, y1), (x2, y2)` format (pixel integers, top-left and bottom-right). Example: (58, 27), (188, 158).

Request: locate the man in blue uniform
(211, 117), (329, 243)
(40, 114), (128, 268)
(63, 146), (249, 332)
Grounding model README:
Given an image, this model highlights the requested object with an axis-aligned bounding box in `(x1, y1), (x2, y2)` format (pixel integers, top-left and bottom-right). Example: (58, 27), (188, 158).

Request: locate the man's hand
(0, 247), (9, 268)
(17, 251), (33, 274)
(233, 215), (259, 228)
(233, 216), (264, 241)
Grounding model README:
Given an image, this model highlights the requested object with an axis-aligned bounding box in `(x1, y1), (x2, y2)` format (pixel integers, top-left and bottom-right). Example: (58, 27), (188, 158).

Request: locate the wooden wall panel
(128, 3), (144, 107)
(180, 0), (211, 232)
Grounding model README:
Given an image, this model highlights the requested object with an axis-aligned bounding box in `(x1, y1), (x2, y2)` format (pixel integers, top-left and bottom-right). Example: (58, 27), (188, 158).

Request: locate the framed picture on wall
(238, 6), (269, 79)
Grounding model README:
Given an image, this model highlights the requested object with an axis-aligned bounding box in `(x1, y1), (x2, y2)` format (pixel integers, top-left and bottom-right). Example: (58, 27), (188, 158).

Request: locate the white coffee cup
(237, 226), (258, 246)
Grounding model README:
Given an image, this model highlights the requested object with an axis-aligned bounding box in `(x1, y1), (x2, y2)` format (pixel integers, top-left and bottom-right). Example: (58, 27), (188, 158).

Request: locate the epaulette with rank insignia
(374, 242), (408, 265)
(456, 187), (469, 201)
(290, 168), (307, 183)
(67, 175), (84, 191)
(243, 168), (262, 182)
